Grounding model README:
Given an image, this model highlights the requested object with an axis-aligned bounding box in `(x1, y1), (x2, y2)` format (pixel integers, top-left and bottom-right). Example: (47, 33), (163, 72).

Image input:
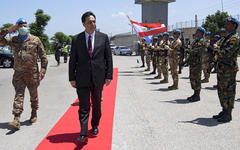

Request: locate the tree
(0, 23), (17, 36)
(49, 32), (72, 54)
(29, 9), (51, 51)
(202, 10), (229, 36)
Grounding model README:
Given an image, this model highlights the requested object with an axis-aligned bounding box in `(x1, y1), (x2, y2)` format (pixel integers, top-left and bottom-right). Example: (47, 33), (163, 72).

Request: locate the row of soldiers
(138, 16), (240, 123)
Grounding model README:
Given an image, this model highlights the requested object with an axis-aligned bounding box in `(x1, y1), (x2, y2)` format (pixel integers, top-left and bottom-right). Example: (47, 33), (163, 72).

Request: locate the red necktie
(88, 35), (92, 56)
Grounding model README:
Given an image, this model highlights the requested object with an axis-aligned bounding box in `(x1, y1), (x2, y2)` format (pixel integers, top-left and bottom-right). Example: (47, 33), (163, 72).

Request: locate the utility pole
(221, 0), (224, 12)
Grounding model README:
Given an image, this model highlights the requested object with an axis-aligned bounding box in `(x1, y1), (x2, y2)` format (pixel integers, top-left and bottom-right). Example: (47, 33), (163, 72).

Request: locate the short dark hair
(82, 11), (96, 23)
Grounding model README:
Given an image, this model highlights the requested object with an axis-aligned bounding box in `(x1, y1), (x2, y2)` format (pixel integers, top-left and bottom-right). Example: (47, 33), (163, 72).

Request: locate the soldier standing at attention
(154, 34), (163, 79)
(139, 39), (145, 68)
(213, 17), (240, 123)
(150, 37), (158, 74)
(144, 39), (151, 71)
(187, 27), (206, 102)
(201, 32), (211, 83)
(159, 32), (170, 83)
(0, 18), (48, 130)
(165, 30), (182, 90)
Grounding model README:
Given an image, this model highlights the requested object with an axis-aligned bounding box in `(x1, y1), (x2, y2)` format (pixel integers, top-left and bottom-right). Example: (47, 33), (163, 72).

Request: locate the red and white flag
(129, 20), (167, 37)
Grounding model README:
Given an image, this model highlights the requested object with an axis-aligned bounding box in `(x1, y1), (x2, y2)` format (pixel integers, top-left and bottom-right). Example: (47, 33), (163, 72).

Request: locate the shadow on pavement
(236, 98), (240, 102)
(148, 81), (161, 85)
(204, 87), (217, 90)
(179, 118), (222, 127)
(152, 88), (170, 92)
(144, 78), (156, 80)
(47, 131), (97, 150)
(0, 120), (32, 135)
(181, 77), (189, 79)
(71, 102), (79, 106)
(118, 71), (135, 73)
(118, 74), (145, 76)
(162, 99), (189, 104)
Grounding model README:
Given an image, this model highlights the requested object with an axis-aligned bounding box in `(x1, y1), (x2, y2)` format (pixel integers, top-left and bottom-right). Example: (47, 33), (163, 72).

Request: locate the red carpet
(36, 68), (118, 150)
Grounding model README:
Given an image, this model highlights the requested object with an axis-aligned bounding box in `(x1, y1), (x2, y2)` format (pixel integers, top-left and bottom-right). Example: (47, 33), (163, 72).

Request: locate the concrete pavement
(0, 54), (240, 150)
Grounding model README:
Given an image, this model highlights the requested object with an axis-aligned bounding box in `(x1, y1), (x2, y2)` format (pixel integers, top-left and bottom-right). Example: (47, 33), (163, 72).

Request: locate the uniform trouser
(156, 56), (162, 76)
(169, 55), (179, 84)
(217, 66), (236, 109)
(55, 52), (60, 63)
(63, 52), (68, 63)
(76, 76), (103, 136)
(189, 63), (202, 91)
(160, 56), (168, 79)
(152, 55), (157, 72)
(145, 51), (151, 69)
(12, 71), (40, 116)
(140, 50), (145, 66)
(202, 55), (210, 79)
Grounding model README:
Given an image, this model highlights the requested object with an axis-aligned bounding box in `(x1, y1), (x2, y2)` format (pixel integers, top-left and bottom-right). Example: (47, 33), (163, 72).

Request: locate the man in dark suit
(69, 11), (113, 143)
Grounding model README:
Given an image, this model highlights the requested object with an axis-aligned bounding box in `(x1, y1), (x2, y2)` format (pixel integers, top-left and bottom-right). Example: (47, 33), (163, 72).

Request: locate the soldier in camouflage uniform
(158, 32), (170, 83)
(201, 32), (211, 83)
(0, 18), (48, 130)
(154, 34), (163, 79)
(139, 39), (145, 68)
(187, 27), (206, 102)
(150, 37), (158, 74)
(143, 40), (151, 71)
(212, 17), (240, 123)
(165, 30), (182, 90)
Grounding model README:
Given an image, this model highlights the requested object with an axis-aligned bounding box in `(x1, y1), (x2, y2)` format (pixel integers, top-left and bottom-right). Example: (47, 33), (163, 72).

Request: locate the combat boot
(154, 75), (161, 79)
(217, 108), (232, 123)
(145, 68), (150, 71)
(168, 81), (178, 90)
(140, 65), (145, 68)
(213, 109), (225, 119)
(160, 78), (168, 83)
(8, 116), (20, 130)
(201, 78), (209, 83)
(150, 71), (156, 74)
(188, 90), (200, 102)
(29, 110), (37, 123)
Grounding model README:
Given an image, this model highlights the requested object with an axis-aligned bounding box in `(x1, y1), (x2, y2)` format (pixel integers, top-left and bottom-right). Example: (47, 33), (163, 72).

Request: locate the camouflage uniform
(149, 40), (157, 74)
(187, 36), (205, 101)
(159, 39), (170, 83)
(167, 38), (182, 89)
(154, 39), (163, 79)
(201, 39), (210, 83)
(215, 32), (239, 121)
(0, 29), (48, 126)
(143, 42), (151, 71)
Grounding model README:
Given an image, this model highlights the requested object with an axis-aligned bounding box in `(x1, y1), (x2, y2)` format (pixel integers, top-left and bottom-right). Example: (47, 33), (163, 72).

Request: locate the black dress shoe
(77, 135), (88, 143)
(91, 126), (99, 135)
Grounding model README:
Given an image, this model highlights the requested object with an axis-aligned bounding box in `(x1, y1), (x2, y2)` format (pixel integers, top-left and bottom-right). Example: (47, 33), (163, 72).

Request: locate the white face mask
(19, 27), (28, 35)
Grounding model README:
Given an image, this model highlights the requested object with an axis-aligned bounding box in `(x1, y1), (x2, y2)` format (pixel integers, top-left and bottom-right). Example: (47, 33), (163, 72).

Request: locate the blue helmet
(173, 29), (181, 34)
(169, 36), (174, 39)
(197, 27), (206, 34)
(16, 18), (27, 24)
(163, 32), (169, 36)
(226, 16), (240, 25)
(220, 28), (226, 33)
(205, 32), (211, 35)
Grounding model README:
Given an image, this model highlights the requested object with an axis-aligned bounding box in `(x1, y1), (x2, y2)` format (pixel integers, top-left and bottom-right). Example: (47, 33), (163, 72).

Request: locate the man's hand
(8, 24), (19, 33)
(39, 72), (45, 81)
(70, 81), (76, 88)
(105, 79), (111, 86)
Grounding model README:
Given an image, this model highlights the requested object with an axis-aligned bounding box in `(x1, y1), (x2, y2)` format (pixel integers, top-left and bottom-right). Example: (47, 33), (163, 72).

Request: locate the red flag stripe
(130, 20), (162, 28)
(138, 27), (167, 37)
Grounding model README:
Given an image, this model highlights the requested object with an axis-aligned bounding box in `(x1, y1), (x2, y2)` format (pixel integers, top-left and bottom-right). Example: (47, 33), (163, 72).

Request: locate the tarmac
(0, 54), (240, 150)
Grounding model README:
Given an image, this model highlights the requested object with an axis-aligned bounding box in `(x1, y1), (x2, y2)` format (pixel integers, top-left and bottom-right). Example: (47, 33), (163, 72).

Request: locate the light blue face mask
(19, 27), (28, 35)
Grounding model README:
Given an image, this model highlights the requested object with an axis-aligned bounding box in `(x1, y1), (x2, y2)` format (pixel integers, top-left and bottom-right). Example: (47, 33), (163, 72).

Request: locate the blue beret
(220, 28), (226, 32)
(205, 32), (211, 35)
(158, 33), (163, 37)
(197, 27), (206, 34)
(16, 18), (27, 24)
(173, 29), (181, 34)
(169, 36), (174, 39)
(163, 32), (169, 36)
(226, 16), (240, 25)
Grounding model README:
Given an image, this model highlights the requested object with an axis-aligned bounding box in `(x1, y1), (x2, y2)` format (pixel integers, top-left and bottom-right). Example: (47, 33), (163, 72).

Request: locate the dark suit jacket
(69, 31), (113, 88)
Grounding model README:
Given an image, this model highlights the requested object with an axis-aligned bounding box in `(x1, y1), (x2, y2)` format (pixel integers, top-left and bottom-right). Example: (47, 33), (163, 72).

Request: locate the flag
(128, 18), (167, 44)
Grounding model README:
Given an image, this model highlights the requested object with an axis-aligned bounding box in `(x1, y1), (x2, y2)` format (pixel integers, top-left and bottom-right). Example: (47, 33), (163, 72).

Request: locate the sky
(1, 0), (240, 38)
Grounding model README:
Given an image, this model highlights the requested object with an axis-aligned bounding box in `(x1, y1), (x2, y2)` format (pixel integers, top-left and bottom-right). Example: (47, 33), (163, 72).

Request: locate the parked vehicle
(110, 44), (117, 53)
(113, 46), (132, 56)
(0, 49), (14, 68)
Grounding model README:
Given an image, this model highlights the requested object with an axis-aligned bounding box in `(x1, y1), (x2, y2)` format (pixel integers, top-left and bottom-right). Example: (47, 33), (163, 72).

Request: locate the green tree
(49, 32), (72, 53)
(202, 10), (229, 36)
(0, 23), (17, 36)
(29, 9), (51, 52)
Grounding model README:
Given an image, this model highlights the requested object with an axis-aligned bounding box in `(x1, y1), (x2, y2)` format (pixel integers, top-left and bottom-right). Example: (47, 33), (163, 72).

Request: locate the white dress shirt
(85, 31), (95, 52)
